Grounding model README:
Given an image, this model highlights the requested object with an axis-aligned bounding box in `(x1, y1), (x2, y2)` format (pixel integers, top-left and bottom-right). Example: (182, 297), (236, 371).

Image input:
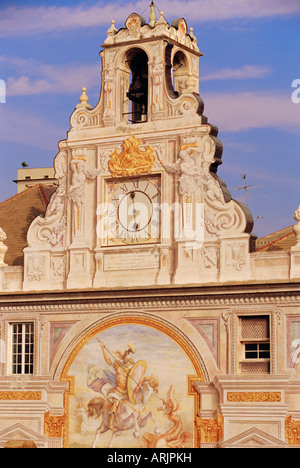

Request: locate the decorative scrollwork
(227, 392), (281, 402)
(0, 391), (42, 400)
(27, 152), (67, 249)
(70, 109), (90, 129)
(195, 415), (224, 444)
(44, 411), (66, 438)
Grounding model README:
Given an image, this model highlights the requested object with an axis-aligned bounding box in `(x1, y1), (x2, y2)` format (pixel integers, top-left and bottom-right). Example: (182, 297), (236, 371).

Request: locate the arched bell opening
(165, 45), (191, 99)
(125, 48), (149, 124)
(172, 50), (190, 95)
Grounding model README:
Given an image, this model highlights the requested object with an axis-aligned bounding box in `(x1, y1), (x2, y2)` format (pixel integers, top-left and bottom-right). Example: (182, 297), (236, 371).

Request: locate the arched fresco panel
(61, 319), (204, 448)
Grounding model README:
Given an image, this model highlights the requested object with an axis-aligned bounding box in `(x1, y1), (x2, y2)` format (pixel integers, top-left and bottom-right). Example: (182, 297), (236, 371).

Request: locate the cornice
(0, 377), (69, 393)
(101, 34), (203, 57)
(0, 281), (300, 312)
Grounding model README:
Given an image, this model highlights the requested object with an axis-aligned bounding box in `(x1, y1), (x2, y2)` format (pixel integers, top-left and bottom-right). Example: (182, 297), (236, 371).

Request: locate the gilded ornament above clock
(108, 135), (156, 177)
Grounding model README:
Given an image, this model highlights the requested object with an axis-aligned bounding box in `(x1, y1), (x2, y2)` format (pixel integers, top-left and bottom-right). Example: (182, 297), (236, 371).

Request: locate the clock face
(105, 175), (161, 245)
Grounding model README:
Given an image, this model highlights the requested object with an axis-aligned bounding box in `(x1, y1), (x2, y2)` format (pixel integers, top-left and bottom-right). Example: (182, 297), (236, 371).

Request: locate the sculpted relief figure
(69, 160), (88, 207)
(47, 185), (66, 218)
(158, 137), (249, 243)
(158, 144), (202, 197)
(26, 152), (68, 249)
(46, 152), (67, 219)
(152, 56), (164, 113)
(159, 138), (224, 202)
(69, 157), (102, 232)
(69, 159), (102, 207)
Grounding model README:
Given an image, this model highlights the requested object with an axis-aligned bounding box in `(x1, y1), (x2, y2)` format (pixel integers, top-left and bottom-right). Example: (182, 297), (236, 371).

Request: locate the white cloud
(0, 3), (132, 37)
(0, 0), (299, 37)
(2, 56), (100, 97)
(7, 77), (53, 96)
(203, 90), (300, 132)
(200, 65), (272, 81)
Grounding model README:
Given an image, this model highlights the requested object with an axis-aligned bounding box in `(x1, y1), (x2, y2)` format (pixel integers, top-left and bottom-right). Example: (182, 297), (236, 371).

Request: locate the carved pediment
(221, 427), (287, 448)
(0, 423), (47, 448)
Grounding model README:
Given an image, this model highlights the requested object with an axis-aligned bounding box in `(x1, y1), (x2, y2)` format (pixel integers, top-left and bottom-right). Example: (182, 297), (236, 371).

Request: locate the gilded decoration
(195, 415), (224, 445)
(44, 411), (66, 438)
(108, 136), (156, 177)
(60, 315), (204, 449)
(227, 392), (281, 402)
(285, 416), (300, 445)
(0, 391), (42, 400)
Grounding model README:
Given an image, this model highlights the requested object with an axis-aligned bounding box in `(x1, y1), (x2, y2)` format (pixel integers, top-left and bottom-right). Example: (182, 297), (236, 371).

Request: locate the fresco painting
(67, 324), (195, 448)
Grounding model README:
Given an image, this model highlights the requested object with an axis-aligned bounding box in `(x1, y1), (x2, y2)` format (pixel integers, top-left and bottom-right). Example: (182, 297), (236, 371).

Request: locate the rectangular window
(239, 316), (270, 374)
(245, 342), (270, 360)
(11, 323), (34, 375)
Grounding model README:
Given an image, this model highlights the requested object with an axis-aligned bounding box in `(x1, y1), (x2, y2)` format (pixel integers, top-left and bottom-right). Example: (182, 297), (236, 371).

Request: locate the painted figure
(87, 340), (160, 448)
(141, 385), (193, 448)
(99, 341), (136, 431)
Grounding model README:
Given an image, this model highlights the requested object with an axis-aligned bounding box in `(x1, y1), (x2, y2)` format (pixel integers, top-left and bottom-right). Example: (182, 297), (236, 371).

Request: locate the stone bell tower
(23, 4), (254, 291)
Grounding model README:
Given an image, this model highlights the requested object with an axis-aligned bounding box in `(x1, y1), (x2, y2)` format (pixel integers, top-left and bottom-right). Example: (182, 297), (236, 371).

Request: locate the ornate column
(44, 411), (66, 449)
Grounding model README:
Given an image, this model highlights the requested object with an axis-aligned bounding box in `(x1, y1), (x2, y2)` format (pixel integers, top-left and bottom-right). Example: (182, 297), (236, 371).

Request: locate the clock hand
(130, 191), (139, 231)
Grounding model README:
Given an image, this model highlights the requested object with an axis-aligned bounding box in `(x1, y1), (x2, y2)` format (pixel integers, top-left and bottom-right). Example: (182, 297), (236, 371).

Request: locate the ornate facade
(0, 6), (300, 448)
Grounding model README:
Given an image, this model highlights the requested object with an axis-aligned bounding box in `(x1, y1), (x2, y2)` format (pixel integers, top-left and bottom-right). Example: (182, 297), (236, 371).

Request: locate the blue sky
(0, 0), (299, 238)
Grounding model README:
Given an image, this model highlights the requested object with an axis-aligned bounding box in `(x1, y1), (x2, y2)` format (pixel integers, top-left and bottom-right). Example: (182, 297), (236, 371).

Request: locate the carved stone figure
(159, 144), (202, 197)
(69, 159), (102, 207)
(293, 206), (300, 250)
(27, 256), (45, 281)
(225, 243), (247, 271)
(152, 56), (164, 113)
(0, 228), (8, 267)
(69, 156), (102, 234)
(47, 185), (66, 218)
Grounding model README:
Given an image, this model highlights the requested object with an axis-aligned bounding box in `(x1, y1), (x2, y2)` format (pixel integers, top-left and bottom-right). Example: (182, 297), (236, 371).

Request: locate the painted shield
(127, 360), (147, 405)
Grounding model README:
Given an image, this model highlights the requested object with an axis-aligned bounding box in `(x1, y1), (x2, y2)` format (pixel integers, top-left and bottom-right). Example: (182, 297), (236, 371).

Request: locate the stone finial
(0, 228), (8, 267)
(293, 206), (300, 251)
(105, 20), (117, 44)
(149, 1), (156, 27)
(107, 19), (117, 35)
(294, 206), (300, 223)
(76, 87), (92, 109)
(156, 11), (168, 26)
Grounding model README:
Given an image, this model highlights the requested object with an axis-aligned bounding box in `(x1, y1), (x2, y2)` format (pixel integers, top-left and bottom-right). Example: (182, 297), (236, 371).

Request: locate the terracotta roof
(0, 184), (56, 266)
(256, 225), (296, 252)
